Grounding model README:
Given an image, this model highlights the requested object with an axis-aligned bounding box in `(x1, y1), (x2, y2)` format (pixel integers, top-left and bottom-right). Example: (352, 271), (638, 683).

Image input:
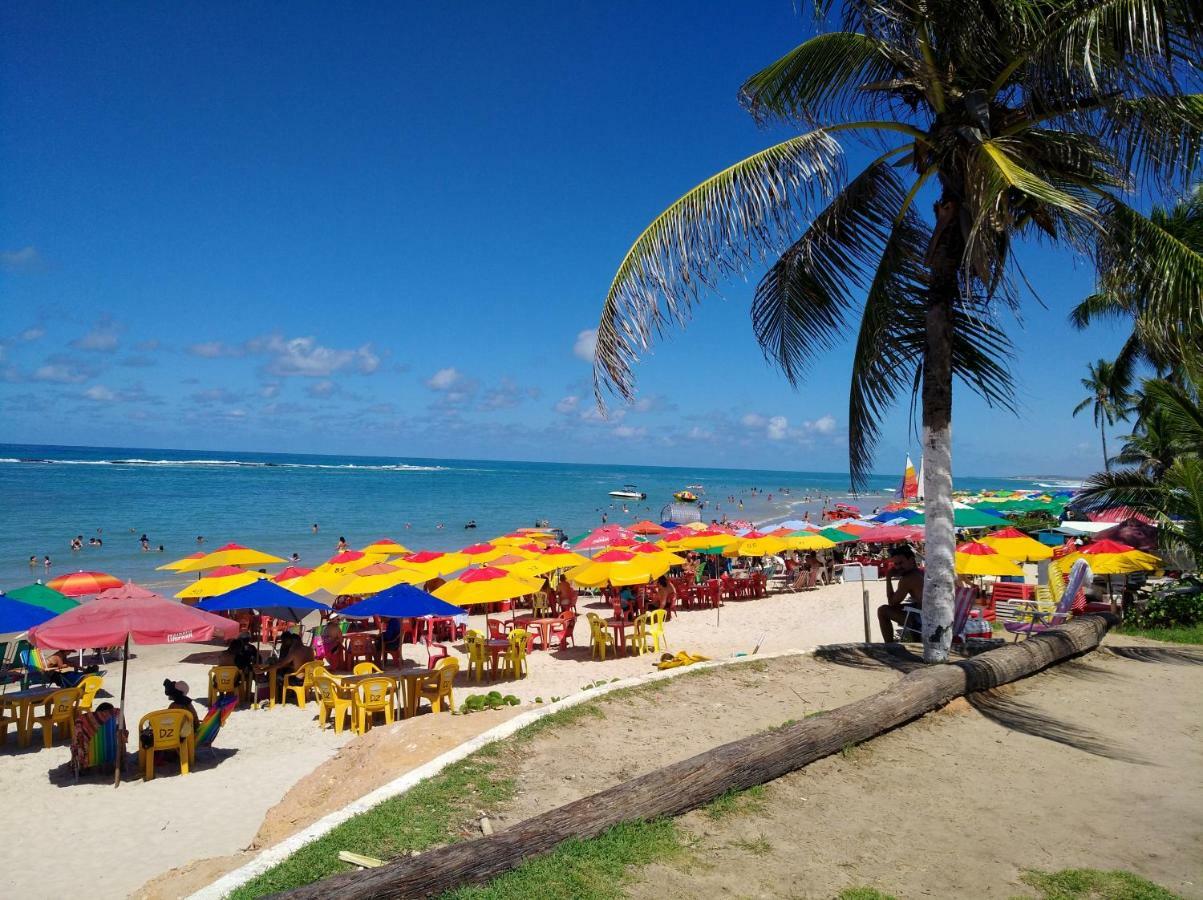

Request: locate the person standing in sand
(877, 545), (924, 642)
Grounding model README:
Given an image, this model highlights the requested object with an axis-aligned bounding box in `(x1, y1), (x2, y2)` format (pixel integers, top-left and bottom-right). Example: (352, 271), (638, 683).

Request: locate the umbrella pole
(115, 634), (129, 788)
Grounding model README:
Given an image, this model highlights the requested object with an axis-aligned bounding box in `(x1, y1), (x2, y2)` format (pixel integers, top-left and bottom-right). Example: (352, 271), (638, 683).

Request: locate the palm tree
(1112, 410), (1183, 480)
(1078, 370), (1203, 561)
(1073, 359), (1132, 472)
(592, 2), (1203, 662)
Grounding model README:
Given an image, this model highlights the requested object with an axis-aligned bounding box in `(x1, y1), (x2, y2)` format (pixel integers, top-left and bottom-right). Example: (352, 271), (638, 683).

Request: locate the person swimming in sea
(465, 520), (477, 529)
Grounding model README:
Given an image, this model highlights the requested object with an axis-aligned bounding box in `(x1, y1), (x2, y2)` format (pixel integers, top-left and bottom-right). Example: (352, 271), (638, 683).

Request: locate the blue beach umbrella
(0, 593), (58, 635)
(335, 583), (462, 619)
(196, 579), (332, 623)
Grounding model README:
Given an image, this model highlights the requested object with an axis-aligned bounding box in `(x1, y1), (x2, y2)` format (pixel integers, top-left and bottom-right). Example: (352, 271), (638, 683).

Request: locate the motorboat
(609, 484), (646, 500)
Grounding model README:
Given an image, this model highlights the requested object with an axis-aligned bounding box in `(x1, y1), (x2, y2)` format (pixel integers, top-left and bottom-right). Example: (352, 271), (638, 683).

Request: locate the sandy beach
(2, 578), (875, 899)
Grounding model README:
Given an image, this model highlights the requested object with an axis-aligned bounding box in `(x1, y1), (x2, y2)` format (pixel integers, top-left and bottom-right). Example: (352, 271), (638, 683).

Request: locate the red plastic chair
(704, 579), (723, 608)
(425, 641), (449, 669)
(486, 618), (511, 640)
(547, 611), (576, 650)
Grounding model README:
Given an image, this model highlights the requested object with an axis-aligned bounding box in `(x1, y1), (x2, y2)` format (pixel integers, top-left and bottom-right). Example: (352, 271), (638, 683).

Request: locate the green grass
(442, 819), (684, 900)
(1019, 868), (1181, 899)
(837, 889), (898, 900)
(730, 835), (773, 856)
(1116, 622), (1203, 644)
(229, 757), (514, 898)
(704, 784), (766, 821)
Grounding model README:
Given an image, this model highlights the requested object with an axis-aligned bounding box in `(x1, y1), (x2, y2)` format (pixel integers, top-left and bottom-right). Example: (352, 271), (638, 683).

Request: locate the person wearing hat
(163, 678), (198, 726)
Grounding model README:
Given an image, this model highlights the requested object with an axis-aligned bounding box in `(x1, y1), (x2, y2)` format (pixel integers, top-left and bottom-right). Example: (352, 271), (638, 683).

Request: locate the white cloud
(71, 317), (122, 352)
(425, 367), (462, 390)
(0, 246), (41, 271)
(19, 327), (45, 342)
(32, 363), (90, 384)
(687, 426), (714, 441)
(554, 395), (580, 414)
(741, 412), (766, 429)
(805, 414), (837, 435)
(260, 383), (281, 399)
(573, 328), (597, 362)
(188, 341), (238, 358)
(306, 379), (337, 399)
(83, 385), (115, 402)
(258, 335), (379, 377)
(612, 424), (647, 439)
(766, 415), (789, 440)
(581, 403), (623, 423)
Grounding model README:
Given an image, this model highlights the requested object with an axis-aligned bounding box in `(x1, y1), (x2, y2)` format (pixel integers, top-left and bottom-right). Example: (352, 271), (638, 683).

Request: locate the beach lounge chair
(137, 708), (193, 781)
(899, 586), (977, 647)
(190, 693), (238, 765)
(1005, 560), (1091, 641)
(72, 708), (124, 781)
(416, 658), (457, 714)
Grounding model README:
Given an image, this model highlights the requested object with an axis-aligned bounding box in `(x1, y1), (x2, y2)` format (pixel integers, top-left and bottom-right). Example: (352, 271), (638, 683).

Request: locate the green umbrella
(4, 583), (77, 614)
(910, 508), (1005, 528)
(818, 527), (860, 543)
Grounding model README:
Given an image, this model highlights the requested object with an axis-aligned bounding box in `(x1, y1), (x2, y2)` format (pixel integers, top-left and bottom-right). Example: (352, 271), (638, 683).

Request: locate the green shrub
(1126, 586), (1203, 629)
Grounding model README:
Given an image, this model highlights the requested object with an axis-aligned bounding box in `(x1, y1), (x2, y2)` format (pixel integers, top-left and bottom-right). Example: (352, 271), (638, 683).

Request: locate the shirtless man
(877, 545), (924, 641)
(267, 632), (315, 702)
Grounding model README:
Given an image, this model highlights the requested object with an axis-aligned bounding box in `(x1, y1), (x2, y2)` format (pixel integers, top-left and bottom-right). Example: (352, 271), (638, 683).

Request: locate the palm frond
(1095, 195), (1203, 358)
(594, 129), (844, 401)
(740, 32), (907, 126)
(1142, 378), (1203, 447)
(1101, 94), (1203, 190)
(751, 159), (910, 386)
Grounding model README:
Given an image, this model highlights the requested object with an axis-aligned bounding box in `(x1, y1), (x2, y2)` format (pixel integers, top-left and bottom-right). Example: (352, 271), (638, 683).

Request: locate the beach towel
(72, 710), (122, 776)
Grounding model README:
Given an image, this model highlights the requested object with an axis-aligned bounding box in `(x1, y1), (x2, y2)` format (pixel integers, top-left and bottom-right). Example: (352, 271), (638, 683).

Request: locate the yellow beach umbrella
(954, 541), (1025, 577)
(173, 542), (287, 573)
(393, 550), (469, 577)
(322, 562), (430, 596)
(459, 542), (515, 564)
(1061, 540), (1160, 574)
(677, 530), (741, 550)
(175, 566), (266, 599)
(723, 536), (788, 557)
(780, 533), (837, 552)
(157, 551), (209, 572)
(566, 550), (669, 588)
(360, 538), (411, 556)
(507, 549), (591, 578)
(980, 527), (1053, 562)
(433, 566), (543, 606)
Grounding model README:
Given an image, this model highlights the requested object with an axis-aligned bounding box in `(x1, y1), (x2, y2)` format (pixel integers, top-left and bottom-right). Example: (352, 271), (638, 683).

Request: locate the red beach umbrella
(29, 581), (238, 785)
(46, 570), (124, 597)
(629, 520), (667, 535)
(272, 566), (314, 583)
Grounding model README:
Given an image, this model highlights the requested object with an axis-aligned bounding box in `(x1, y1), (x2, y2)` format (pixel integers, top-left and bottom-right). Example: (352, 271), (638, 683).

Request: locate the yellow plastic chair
(503, 629), (529, 679)
(635, 609), (668, 654)
(353, 676), (395, 734)
(207, 665), (244, 705)
(313, 671), (354, 734)
(464, 630), (488, 682)
(586, 613), (615, 661)
(138, 708), (193, 781)
(0, 701), (21, 745)
(76, 673), (104, 713)
(31, 687), (80, 748)
(283, 660), (325, 708)
(417, 658), (458, 714)
(531, 593), (551, 618)
(353, 661), (382, 676)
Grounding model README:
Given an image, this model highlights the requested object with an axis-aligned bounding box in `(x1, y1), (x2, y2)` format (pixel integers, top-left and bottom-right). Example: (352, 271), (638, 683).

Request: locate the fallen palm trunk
(276, 615), (1114, 900)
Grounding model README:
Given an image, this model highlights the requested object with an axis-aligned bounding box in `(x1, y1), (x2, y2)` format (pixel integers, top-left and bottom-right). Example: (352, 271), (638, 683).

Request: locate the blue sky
(1, 1), (1133, 478)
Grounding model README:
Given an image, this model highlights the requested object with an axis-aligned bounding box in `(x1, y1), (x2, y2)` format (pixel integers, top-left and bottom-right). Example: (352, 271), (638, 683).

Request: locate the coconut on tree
(593, 1), (1203, 661)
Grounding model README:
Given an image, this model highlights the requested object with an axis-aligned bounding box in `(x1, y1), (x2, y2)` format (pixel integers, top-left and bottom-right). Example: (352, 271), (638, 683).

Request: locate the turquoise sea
(0, 443), (1052, 591)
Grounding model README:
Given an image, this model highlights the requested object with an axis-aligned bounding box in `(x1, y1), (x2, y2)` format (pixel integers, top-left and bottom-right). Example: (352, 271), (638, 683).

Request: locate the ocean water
(0, 443), (1043, 591)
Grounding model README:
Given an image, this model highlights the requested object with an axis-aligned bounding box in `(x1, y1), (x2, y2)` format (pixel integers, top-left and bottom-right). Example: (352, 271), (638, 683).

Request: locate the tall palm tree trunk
(1101, 421), (1110, 473)
(920, 196), (961, 663)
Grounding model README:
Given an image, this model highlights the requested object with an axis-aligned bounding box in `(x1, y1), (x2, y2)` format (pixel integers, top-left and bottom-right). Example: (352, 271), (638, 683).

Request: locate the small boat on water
(673, 490), (699, 503)
(609, 484), (646, 500)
